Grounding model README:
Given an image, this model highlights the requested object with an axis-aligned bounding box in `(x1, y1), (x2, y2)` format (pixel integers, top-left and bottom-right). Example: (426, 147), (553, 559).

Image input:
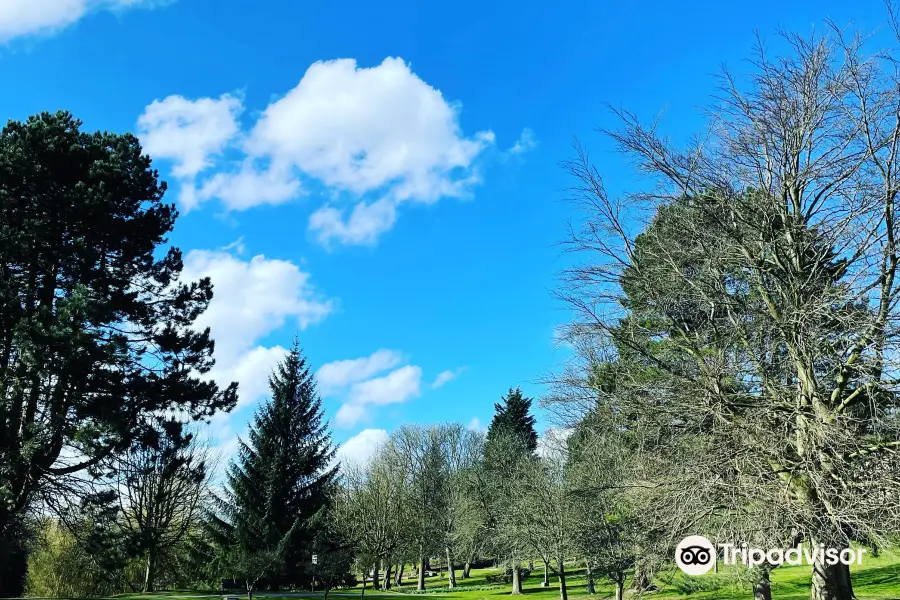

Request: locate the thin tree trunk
(511, 564), (523, 595)
(446, 547), (457, 588)
(463, 557), (472, 579)
(542, 560), (550, 587)
(395, 563), (404, 587)
(385, 563), (393, 590)
(585, 563), (595, 594)
(361, 572), (367, 600)
(143, 552), (156, 593)
(810, 556), (853, 600)
(614, 578), (624, 600)
(418, 556), (426, 591)
(557, 560), (568, 600)
(247, 583), (254, 600)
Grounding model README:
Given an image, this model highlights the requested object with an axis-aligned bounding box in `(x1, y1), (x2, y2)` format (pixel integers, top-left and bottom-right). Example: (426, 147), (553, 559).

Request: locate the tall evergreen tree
(209, 340), (337, 589)
(485, 388), (538, 455)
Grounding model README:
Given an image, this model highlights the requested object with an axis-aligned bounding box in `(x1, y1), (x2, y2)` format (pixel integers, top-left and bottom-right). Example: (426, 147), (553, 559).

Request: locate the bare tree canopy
(553, 14), (900, 600)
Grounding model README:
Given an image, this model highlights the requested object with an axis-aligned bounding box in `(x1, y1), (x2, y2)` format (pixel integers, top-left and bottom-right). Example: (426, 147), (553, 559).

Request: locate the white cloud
(309, 198), (397, 246)
(509, 127), (538, 155)
(0, 0), (168, 42)
(330, 362), (424, 429)
(138, 57), (505, 244)
(431, 367), (464, 389)
(316, 349), (403, 396)
(348, 365), (422, 405)
(137, 94), (242, 184)
(196, 160), (301, 211)
(467, 417), (483, 431)
(244, 58), (493, 202)
(210, 345), (288, 410)
(336, 428), (389, 468)
(179, 249), (333, 409)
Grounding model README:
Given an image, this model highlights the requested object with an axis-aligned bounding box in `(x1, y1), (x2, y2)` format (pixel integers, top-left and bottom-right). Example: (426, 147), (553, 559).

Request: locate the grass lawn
(35, 555), (900, 600)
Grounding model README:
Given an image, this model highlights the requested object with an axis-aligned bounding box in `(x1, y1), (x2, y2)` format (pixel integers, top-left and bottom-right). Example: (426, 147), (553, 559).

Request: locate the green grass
(32, 555), (900, 600)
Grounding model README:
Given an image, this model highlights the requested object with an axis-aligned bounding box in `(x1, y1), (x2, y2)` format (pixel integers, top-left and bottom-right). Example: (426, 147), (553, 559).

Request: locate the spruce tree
(211, 340), (337, 589)
(485, 387), (538, 454)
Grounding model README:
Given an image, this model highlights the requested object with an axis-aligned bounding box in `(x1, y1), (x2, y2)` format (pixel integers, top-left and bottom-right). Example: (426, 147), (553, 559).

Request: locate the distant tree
(0, 111), (237, 596)
(392, 425), (449, 591)
(483, 389), (538, 595)
(339, 446), (410, 592)
(208, 341), (337, 589)
(485, 388), (538, 455)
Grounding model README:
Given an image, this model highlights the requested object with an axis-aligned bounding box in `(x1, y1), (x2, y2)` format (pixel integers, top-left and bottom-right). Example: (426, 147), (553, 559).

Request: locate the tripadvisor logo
(675, 535), (866, 576)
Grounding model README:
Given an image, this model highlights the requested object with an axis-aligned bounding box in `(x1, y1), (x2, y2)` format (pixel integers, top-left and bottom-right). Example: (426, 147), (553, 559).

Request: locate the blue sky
(0, 0), (888, 465)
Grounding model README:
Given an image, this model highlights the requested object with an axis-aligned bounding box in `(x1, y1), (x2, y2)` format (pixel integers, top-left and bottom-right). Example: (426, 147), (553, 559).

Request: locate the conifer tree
(485, 388), (538, 455)
(209, 340), (337, 590)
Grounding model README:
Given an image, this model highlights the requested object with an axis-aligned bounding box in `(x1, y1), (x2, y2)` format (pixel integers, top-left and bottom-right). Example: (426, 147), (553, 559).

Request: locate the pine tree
(210, 340), (337, 590)
(485, 387), (538, 454)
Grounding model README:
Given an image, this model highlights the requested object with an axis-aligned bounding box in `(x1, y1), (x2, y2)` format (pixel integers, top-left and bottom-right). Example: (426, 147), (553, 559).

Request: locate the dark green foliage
(484, 388), (538, 455)
(0, 111), (237, 596)
(209, 341), (338, 589)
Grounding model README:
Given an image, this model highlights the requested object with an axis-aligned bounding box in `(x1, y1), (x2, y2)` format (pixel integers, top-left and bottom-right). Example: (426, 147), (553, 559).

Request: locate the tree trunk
(811, 557), (853, 600)
(753, 568), (772, 600)
(361, 572), (367, 600)
(463, 558), (472, 579)
(631, 562), (652, 590)
(446, 547), (457, 588)
(511, 564), (523, 595)
(614, 578), (624, 600)
(585, 563), (595, 594)
(528, 560), (534, 571)
(385, 563), (393, 590)
(373, 558), (381, 590)
(395, 563), (404, 587)
(418, 556), (426, 591)
(557, 560), (568, 600)
(142, 552), (157, 593)
(247, 583), (254, 600)
(542, 560), (550, 587)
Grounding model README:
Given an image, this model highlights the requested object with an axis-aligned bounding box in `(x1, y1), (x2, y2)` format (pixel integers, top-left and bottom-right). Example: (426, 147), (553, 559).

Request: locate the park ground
(28, 554), (900, 600)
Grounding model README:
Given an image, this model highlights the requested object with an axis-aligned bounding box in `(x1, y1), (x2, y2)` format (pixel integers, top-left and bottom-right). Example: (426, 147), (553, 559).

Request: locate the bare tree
(339, 442), (411, 591)
(554, 14), (900, 600)
(392, 425), (449, 591)
(510, 430), (574, 600)
(116, 422), (213, 592)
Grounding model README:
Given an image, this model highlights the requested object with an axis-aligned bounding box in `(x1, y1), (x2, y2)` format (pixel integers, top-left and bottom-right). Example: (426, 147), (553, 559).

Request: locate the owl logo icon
(675, 535), (716, 575)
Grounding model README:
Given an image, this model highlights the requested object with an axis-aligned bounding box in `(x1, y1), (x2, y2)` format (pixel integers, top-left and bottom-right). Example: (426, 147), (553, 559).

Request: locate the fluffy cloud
(308, 198), (397, 247)
(137, 94), (242, 184)
(0, 0), (170, 43)
(335, 365), (423, 428)
(243, 58), (493, 202)
(137, 57), (504, 244)
(467, 417), (484, 432)
(319, 350), (438, 428)
(179, 249), (333, 409)
(316, 349), (403, 396)
(348, 365), (422, 405)
(335, 428), (389, 468)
